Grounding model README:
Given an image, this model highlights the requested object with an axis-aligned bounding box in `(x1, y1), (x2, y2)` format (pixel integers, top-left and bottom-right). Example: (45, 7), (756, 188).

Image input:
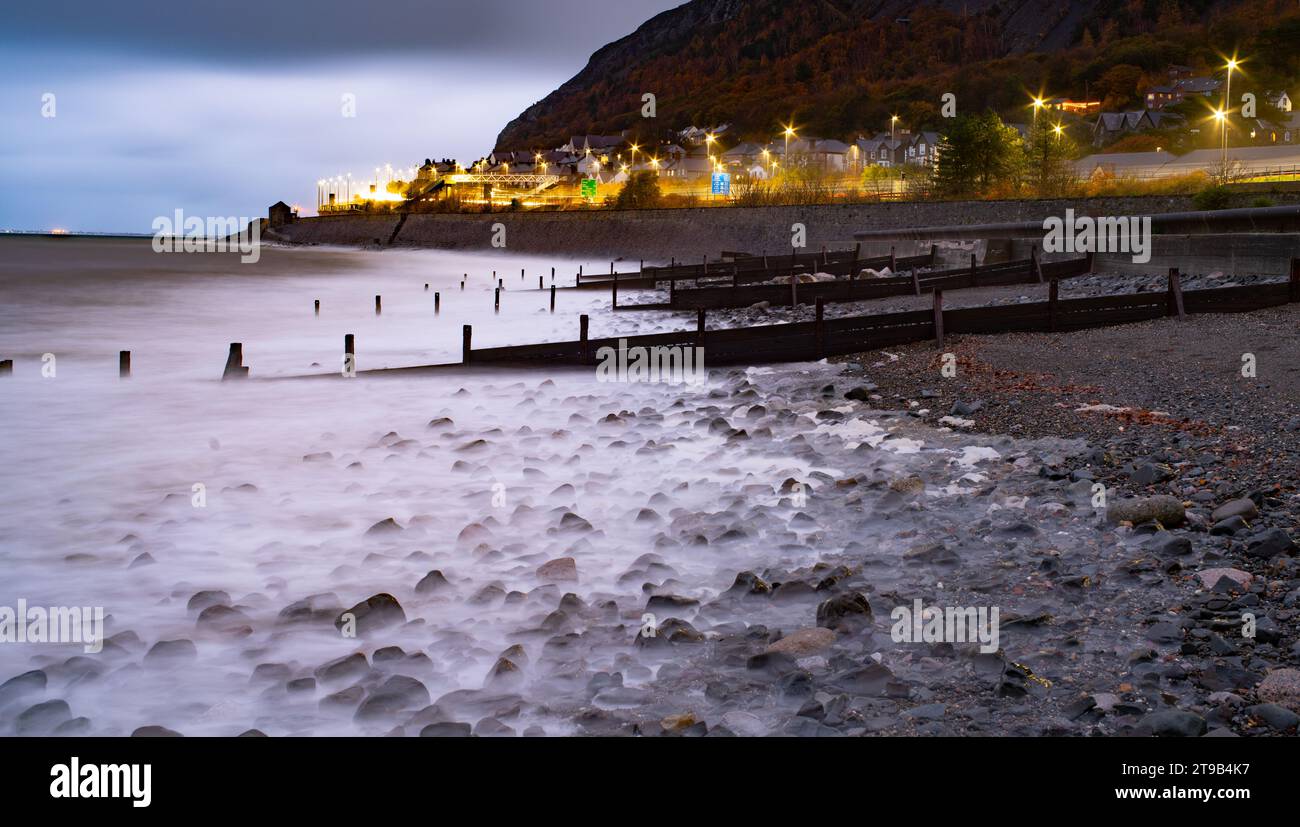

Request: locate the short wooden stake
(494, 288), (500, 312)
(374, 295), (381, 315)
(1168, 267), (1185, 320)
(119, 350), (131, 379)
(550, 284), (556, 312)
(612, 272), (619, 309)
(222, 342), (247, 380)
(889, 245), (897, 272)
(696, 308), (706, 347)
(932, 290), (945, 347)
(815, 298), (825, 358)
(314, 299), (320, 315)
(462, 325), (472, 364)
(0, 359), (11, 376)
(579, 314), (589, 361)
(434, 292), (440, 314)
(911, 268), (921, 296)
(1031, 245), (1044, 283)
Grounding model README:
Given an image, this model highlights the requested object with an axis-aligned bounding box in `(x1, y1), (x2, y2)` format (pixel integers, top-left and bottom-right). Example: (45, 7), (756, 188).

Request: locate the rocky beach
(1, 237), (1297, 739)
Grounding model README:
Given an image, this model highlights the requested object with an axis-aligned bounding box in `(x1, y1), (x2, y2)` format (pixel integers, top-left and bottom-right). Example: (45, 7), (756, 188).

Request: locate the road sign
(711, 172), (731, 195)
(581, 178), (597, 198)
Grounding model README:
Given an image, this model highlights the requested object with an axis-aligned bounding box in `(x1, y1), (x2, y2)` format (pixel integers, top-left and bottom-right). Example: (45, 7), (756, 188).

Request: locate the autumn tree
(1025, 120), (1078, 198)
(615, 171), (662, 209)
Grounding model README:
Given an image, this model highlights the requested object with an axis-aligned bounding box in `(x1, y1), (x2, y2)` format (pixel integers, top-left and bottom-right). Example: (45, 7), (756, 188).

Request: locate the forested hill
(494, 0), (1300, 150)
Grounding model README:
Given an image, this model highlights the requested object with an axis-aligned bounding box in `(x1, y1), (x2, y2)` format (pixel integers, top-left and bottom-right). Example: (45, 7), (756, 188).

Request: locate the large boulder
(335, 593), (405, 635)
(816, 592), (872, 632)
(1106, 495), (1185, 527)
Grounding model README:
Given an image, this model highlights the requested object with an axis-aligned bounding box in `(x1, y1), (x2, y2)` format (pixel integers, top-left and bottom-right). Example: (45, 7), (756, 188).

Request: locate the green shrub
(1192, 185), (1232, 211)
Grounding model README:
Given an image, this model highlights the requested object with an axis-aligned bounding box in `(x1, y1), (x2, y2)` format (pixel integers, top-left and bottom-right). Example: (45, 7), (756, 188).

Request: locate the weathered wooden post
(612, 272), (619, 309)
(1167, 267), (1186, 320)
(1031, 245), (1044, 283)
(929, 243), (938, 268)
(498, 278), (503, 290)
(343, 335), (354, 374)
(522, 268), (526, 280)
(0, 359), (11, 376)
(551, 266), (555, 282)
(434, 292), (441, 314)
(732, 265), (739, 288)
(424, 283), (429, 291)
(911, 268), (921, 297)
(222, 343), (247, 380)
(550, 284), (556, 313)
(578, 265), (583, 280)
(374, 295), (382, 315)
(1290, 258), (1300, 303)
(815, 298), (825, 359)
(889, 245), (897, 272)
(932, 290), (945, 348)
(762, 250), (768, 269)
(494, 287), (500, 313)
(791, 274), (799, 307)
(538, 276), (543, 289)
(314, 299), (320, 315)
(460, 281), (464, 290)
(119, 350), (131, 379)
(1048, 280), (1060, 332)
(579, 314), (589, 362)
(702, 254), (708, 277)
(669, 275), (676, 307)
(851, 242), (860, 279)
(462, 325), (472, 364)
(696, 308), (706, 348)
(969, 253), (978, 287)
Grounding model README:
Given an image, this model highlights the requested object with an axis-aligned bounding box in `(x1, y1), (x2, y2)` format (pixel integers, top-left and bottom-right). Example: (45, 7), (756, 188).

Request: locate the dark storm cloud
(2, 0), (685, 67)
(0, 0), (685, 232)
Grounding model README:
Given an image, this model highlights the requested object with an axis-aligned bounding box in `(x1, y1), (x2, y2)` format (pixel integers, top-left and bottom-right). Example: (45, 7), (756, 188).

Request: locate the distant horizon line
(1, 229), (154, 238)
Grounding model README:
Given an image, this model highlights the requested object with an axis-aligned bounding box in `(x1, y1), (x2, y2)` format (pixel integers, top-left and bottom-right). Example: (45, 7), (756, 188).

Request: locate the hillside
(495, 0), (1300, 151)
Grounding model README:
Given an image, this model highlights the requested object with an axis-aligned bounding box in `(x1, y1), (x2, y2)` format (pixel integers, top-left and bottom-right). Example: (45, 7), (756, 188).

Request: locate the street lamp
(1031, 96), (1046, 122)
(891, 114), (899, 142)
(783, 124), (796, 162)
(629, 143), (639, 169)
(1222, 55), (1239, 168)
(1052, 123), (1064, 140)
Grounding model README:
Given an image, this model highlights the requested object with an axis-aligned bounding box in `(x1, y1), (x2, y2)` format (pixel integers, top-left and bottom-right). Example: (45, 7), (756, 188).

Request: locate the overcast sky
(0, 0), (683, 232)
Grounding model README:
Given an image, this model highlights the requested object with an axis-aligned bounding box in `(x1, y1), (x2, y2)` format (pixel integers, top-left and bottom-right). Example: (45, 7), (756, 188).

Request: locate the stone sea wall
(271, 195), (1225, 263)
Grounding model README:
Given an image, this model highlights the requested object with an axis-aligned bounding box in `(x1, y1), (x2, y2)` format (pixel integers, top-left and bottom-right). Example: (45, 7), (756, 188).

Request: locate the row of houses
(482, 122), (952, 184)
(1092, 108), (1300, 147)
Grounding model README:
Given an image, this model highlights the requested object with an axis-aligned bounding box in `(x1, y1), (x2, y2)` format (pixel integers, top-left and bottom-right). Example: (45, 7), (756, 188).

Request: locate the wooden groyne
(337, 261), (1299, 376)
(570, 245), (935, 290)
(616, 253), (1093, 312)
